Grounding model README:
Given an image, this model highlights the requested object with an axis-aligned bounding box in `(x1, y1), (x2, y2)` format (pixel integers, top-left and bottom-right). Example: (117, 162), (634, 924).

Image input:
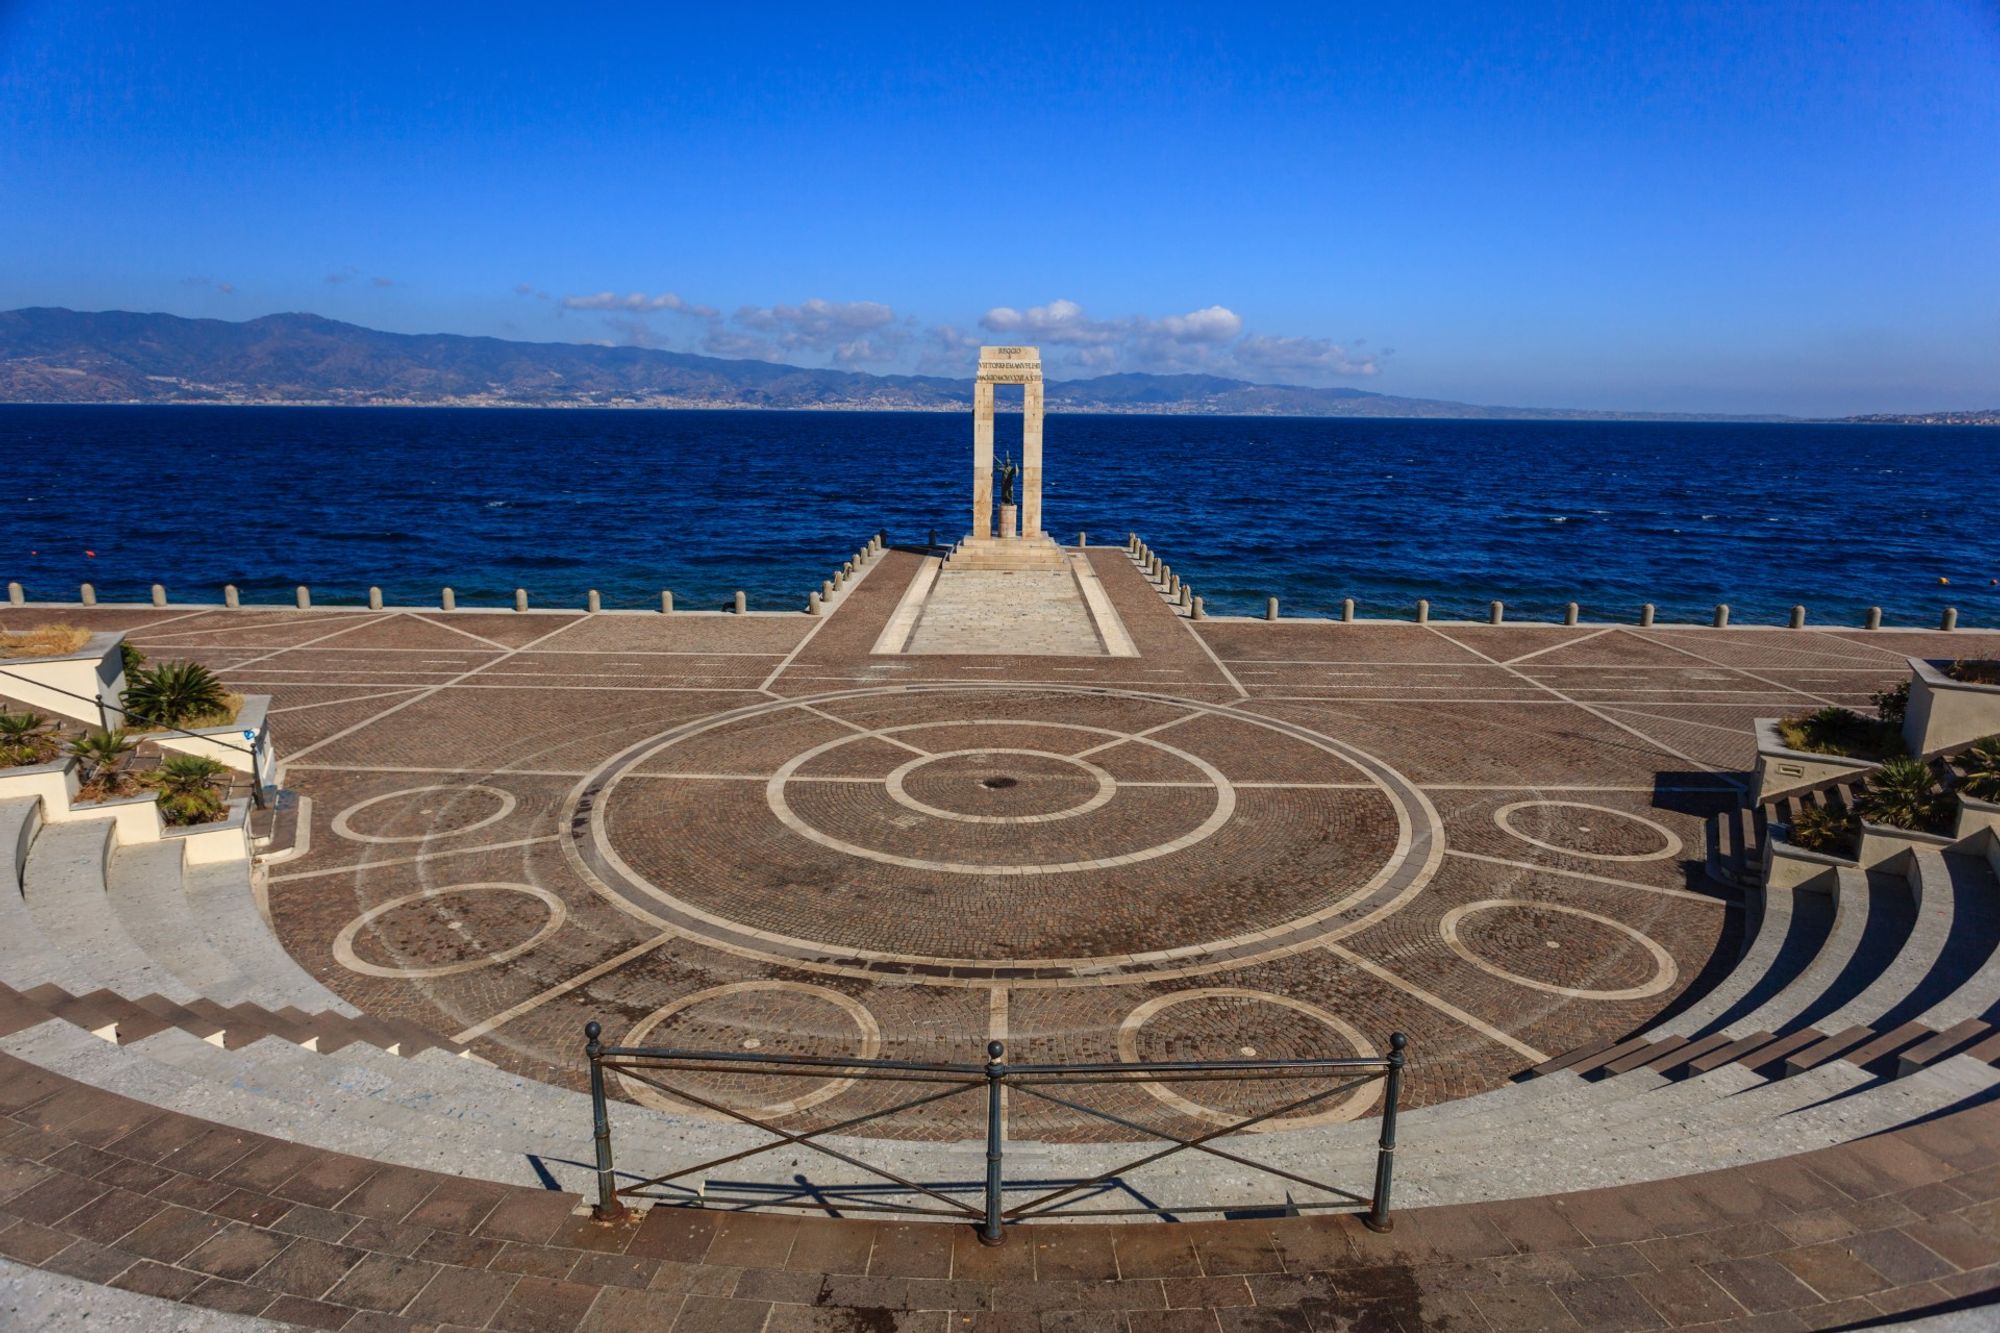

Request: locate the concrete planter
(1762, 833), (1856, 891)
(1903, 657), (2000, 757)
(162, 797), (251, 865)
(0, 757), (82, 817)
(153, 693), (274, 781)
(1749, 718), (1876, 805)
(0, 632), (127, 729)
(1857, 819), (1956, 872)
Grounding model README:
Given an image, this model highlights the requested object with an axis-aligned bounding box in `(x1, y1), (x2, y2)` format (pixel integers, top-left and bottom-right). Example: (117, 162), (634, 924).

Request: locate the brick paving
(4, 577), (2000, 1322)
(2, 1041), (2000, 1329)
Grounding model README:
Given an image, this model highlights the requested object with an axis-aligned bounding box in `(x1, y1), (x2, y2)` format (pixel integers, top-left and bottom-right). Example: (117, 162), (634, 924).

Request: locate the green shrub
(68, 728), (137, 797)
(122, 660), (231, 729)
(156, 787), (226, 826)
(1948, 659), (2000, 686)
(145, 754), (231, 825)
(1961, 736), (2000, 803)
(1856, 757), (1953, 832)
(1786, 803), (1855, 855)
(0, 712), (56, 767)
(1871, 679), (1910, 725)
(118, 640), (147, 674)
(1777, 706), (1904, 761)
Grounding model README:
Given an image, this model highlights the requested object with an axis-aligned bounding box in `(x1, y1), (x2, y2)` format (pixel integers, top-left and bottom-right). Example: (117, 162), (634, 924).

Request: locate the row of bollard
(809, 532), (885, 616)
(7, 583), (746, 614)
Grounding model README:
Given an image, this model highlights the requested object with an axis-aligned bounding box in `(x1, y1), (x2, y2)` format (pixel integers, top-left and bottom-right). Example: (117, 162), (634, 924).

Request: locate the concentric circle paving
(567, 685), (1444, 982)
(1492, 800), (1683, 863)
(332, 883), (568, 979)
(331, 783), (519, 844)
(1439, 899), (1677, 1001)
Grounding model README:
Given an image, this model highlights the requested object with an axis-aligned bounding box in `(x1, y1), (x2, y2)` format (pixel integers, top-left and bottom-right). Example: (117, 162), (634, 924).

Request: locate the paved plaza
(12, 547), (1986, 1150)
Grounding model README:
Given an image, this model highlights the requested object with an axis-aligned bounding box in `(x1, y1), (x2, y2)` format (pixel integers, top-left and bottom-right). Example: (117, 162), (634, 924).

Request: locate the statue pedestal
(998, 503), (1018, 540)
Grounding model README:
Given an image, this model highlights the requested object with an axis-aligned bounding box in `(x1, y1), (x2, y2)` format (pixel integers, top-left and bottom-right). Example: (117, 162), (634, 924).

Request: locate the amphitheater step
(1897, 1017), (1996, 1077)
(1782, 1024), (1876, 1077)
(1644, 1030), (1738, 1073)
(1839, 1019), (1938, 1073)
(1527, 1033), (1621, 1076)
(0, 795), (38, 892)
(180, 858), (359, 1015)
(102, 837), (248, 1000)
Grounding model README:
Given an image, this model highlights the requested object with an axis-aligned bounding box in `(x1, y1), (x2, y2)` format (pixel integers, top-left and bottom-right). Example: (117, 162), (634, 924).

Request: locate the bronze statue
(997, 453), (1019, 507)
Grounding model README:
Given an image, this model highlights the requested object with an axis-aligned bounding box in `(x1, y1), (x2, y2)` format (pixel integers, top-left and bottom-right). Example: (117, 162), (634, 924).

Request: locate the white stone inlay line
(1322, 942), (1549, 1063)
(333, 882), (568, 979)
(1440, 899), (1677, 1001)
(615, 980), (882, 1119)
(331, 783), (519, 845)
(882, 748), (1117, 825)
(1491, 800), (1684, 864)
(1117, 988), (1381, 1130)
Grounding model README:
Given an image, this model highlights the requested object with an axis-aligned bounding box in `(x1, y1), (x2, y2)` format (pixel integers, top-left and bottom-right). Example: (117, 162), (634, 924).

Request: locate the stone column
(1022, 380), (1045, 538)
(972, 381), (995, 539)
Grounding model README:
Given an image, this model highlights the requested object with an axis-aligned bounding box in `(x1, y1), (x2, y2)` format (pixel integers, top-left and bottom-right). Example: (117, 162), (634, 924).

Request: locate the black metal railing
(583, 1021), (1406, 1242)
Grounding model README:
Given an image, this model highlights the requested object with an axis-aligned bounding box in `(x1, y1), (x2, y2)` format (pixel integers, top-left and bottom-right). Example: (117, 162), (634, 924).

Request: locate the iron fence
(584, 1021), (1406, 1242)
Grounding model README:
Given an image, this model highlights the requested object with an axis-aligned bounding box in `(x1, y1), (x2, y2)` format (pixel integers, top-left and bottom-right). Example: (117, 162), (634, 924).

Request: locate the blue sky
(2, 1), (1996, 414)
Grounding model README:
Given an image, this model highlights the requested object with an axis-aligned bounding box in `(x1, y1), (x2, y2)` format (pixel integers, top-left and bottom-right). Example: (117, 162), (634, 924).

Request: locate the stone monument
(950, 346), (1067, 570)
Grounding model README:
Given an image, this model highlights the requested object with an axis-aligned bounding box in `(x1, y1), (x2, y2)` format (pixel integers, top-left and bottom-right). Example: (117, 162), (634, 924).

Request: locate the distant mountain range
(0, 305), (1857, 421)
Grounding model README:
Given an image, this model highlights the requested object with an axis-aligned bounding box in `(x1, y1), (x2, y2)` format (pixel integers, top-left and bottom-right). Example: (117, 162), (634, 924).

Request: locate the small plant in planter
(0, 711), (58, 767)
(69, 728), (138, 800)
(1785, 802), (1857, 856)
(119, 641), (147, 675)
(1871, 679), (1910, 726)
(1960, 736), (2000, 803)
(1777, 706), (1905, 761)
(122, 660), (238, 730)
(1855, 757), (1954, 833)
(145, 754), (230, 826)
(1946, 659), (2000, 687)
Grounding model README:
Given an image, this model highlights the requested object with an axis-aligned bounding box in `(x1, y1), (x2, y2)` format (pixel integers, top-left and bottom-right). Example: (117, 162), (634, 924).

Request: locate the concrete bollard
(1077, 531), (1087, 547)
(1127, 533), (1136, 552)
(224, 585), (239, 609)
(808, 591), (822, 616)
(660, 591), (674, 614)
(1168, 574), (1181, 598)
(1713, 604), (1730, 628)
(1161, 564), (1172, 587)
(514, 588), (528, 613)
(151, 583), (167, 607)
(368, 586), (384, 611)
(296, 586), (310, 609)
(1191, 595), (1205, 619)
(6, 582), (21, 606)
(587, 590), (601, 613)
(1415, 599), (1430, 625)
(1342, 598), (1355, 622)
(1179, 585), (1192, 609)
(442, 587), (456, 610)
(930, 529), (939, 549)
(833, 571), (846, 592)
(1266, 597), (1279, 621)
(822, 579), (834, 600)
(1640, 603), (1655, 627)
(1941, 607), (1958, 631)
(81, 583), (97, 606)
(1865, 606), (1882, 630)
(1564, 602), (1580, 626)
(1489, 601), (1505, 625)
(1789, 604), (1806, 629)
(843, 561), (854, 579)
(734, 591), (747, 615)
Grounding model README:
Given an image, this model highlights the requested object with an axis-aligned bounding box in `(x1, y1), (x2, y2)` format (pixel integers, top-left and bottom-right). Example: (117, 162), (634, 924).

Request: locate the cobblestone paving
(9, 574), (1996, 1152)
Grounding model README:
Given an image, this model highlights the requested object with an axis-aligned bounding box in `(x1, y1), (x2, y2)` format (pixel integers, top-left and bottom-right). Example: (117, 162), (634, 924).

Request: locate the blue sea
(3, 405), (1996, 626)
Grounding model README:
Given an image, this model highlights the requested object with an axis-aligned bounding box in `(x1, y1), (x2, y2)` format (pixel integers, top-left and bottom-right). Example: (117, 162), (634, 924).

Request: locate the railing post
(1364, 1032), (1407, 1233)
(980, 1039), (1007, 1245)
(586, 1021), (626, 1220)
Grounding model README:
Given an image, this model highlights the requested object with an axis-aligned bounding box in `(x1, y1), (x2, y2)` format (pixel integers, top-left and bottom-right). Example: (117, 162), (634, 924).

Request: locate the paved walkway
(906, 568), (1107, 656)
(3, 1047), (1999, 1330)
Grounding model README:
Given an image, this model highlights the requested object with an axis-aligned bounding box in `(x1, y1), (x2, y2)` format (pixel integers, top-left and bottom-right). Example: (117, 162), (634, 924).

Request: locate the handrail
(583, 1021), (1407, 1243)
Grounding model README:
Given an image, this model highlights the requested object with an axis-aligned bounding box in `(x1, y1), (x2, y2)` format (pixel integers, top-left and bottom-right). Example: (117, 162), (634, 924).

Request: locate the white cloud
(730, 298), (905, 363)
(561, 290), (719, 318)
(976, 298), (1369, 381)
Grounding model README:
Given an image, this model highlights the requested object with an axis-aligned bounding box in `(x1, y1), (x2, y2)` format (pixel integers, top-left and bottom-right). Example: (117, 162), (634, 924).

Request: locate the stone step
(47, 839), (200, 1003)
(1649, 878), (1798, 1039)
(180, 858), (358, 1015)
(1897, 1018), (1996, 1077)
(0, 824), (99, 996)
(102, 838), (248, 1001)
(0, 796), (38, 893)
(1908, 850), (2000, 1031)
(1725, 867), (1872, 1037)
(1812, 860), (1954, 1035)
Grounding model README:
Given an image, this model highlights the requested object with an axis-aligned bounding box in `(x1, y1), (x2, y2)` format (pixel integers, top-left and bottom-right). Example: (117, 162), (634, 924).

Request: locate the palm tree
(122, 660), (229, 729)
(1856, 757), (1950, 832)
(69, 728), (137, 795)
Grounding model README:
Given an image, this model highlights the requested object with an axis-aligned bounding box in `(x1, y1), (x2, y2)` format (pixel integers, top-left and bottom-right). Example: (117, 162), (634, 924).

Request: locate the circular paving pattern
(614, 981), (882, 1119)
(332, 783), (518, 845)
(1439, 899), (1677, 1001)
(332, 883), (567, 979)
(1118, 989), (1382, 1130)
(1492, 800), (1682, 862)
(569, 685), (1443, 982)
